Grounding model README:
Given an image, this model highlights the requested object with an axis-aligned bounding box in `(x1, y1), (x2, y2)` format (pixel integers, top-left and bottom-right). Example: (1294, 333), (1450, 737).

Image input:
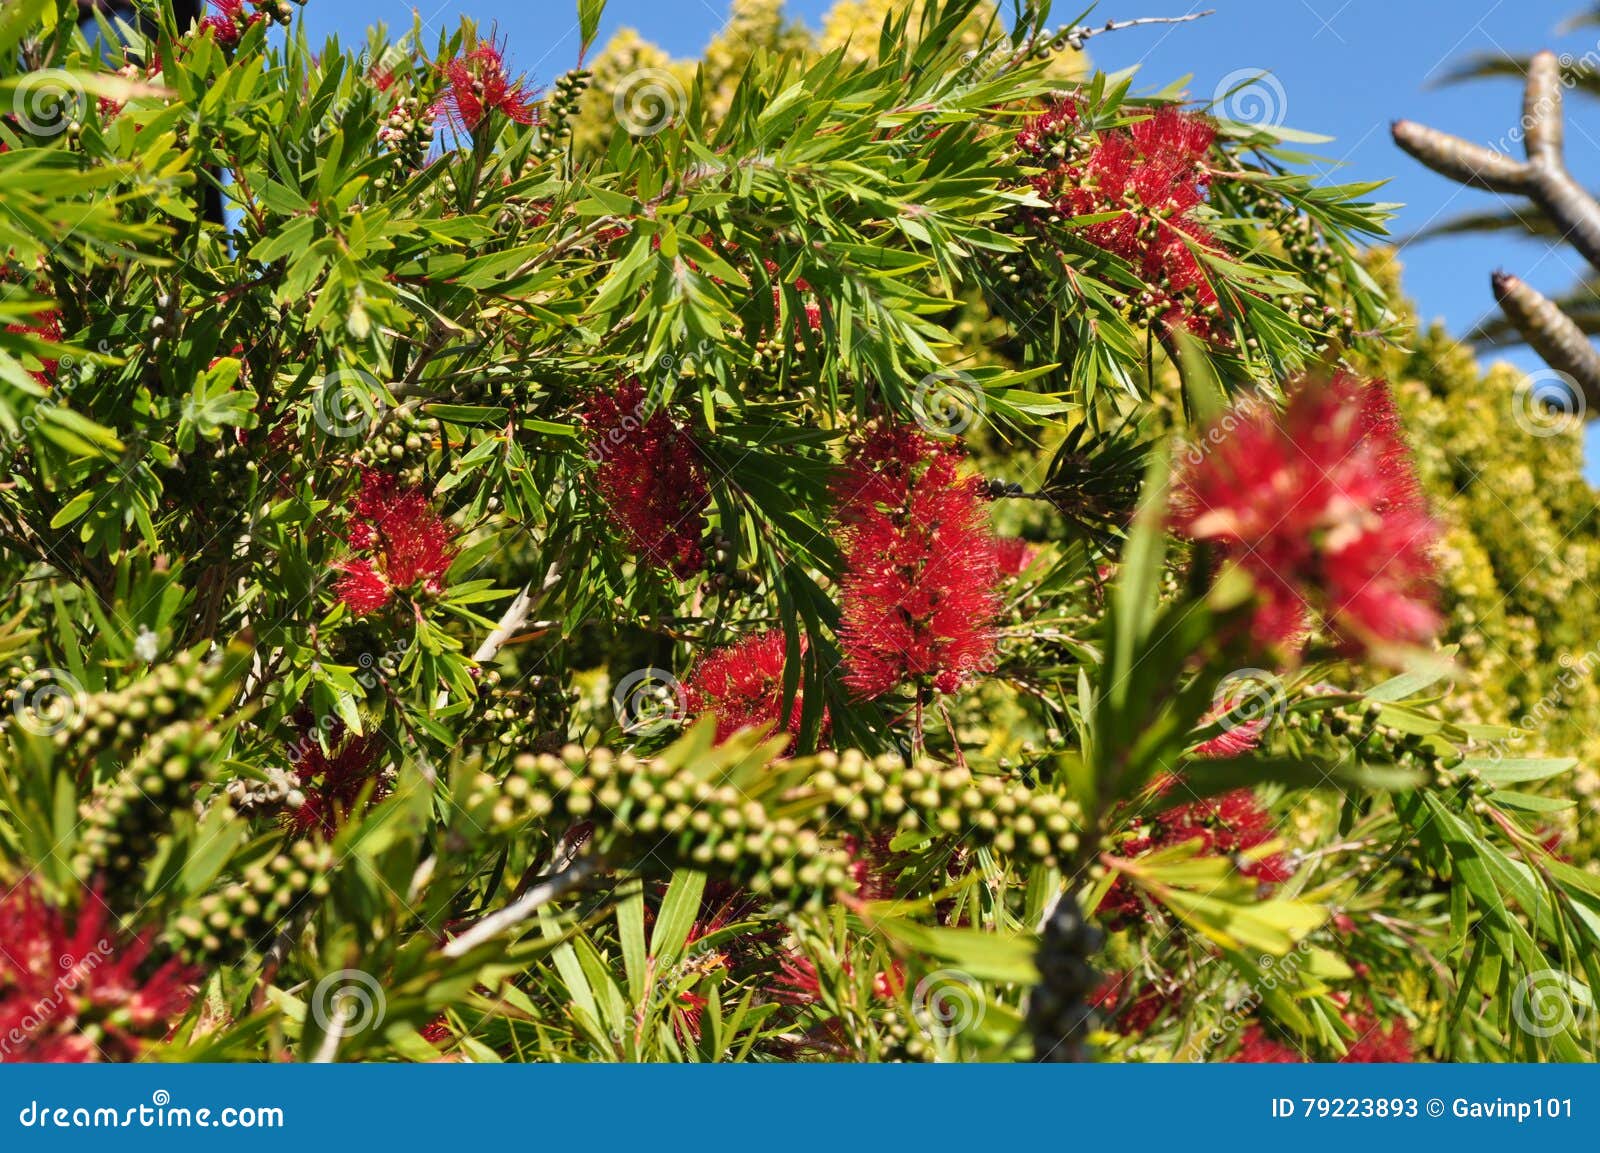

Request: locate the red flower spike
(1190, 695), (1266, 759)
(993, 536), (1039, 577)
(6, 310), (62, 389)
(333, 470), (458, 615)
(436, 41), (536, 134)
(200, 0), (263, 47)
(581, 378), (710, 578)
(1022, 101), (1225, 337)
(0, 884), (196, 1063)
(285, 722), (388, 839)
(686, 630), (824, 748)
(1173, 374), (1439, 657)
(1090, 972), (1178, 1035)
(1340, 1010), (1414, 1063)
(1229, 1024), (1305, 1063)
(1098, 786), (1291, 927)
(832, 421), (1002, 700)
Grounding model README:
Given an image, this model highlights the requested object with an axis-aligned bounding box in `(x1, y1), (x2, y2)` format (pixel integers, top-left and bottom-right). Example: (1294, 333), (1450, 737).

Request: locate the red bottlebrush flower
(581, 378), (709, 578)
(1090, 972), (1178, 1034)
(1230, 1024), (1305, 1063)
(334, 559), (391, 614)
(686, 630), (823, 748)
(1099, 786), (1291, 927)
(1190, 696), (1267, 759)
(1022, 102), (1224, 336)
(284, 723), (387, 838)
(1172, 374), (1440, 657)
(842, 831), (899, 902)
(6, 309), (62, 389)
(333, 469), (458, 615)
(436, 41), (536, 134)
(0, 884), (195, 1062)
(1340, 1010), (1414, 1063)
(832, 421), (1001, 699)
(993, 536), (1040, 577)
(200, 0), (261, 47)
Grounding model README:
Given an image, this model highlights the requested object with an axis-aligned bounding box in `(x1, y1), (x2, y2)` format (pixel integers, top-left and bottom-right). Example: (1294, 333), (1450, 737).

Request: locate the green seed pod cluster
(1027, 894), (1103, 1062)
(532, 69), (590, 161)
(74, 721), (221, 899)
(376, 95), (433, 172)
(168, 839), (334, 965)
(252, 0), (299, 28)
(503, 745), (853, 901)
(55, 651), (218, 763)
(477, 671), (574, 755)
(1313, 700), (1454, 782)
(805, 750), (1083, 870)
(699, 526), (758, 597)
(354, 405), (440, 484)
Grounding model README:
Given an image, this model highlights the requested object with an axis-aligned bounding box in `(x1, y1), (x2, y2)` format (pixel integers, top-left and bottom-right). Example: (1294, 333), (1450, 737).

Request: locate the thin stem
(440, 855), (601, 958)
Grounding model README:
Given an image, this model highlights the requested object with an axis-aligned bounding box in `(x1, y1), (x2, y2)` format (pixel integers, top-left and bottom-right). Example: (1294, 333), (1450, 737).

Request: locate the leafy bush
(0, 0), (1594, 1063)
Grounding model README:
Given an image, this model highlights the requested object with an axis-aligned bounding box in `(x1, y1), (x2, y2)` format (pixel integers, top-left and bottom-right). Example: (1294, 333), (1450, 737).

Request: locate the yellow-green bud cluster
(806, 750), (1083, 869)
(168, 839), (334, 964)
(74, 721), (221, 897)
(53, 652), (217, 762)
(491, 746), (853, 901)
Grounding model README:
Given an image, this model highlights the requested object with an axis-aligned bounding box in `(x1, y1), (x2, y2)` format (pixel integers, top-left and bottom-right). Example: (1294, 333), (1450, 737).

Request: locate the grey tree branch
(440, 855), (600, 958)
(1493, 271), (1600, 407)
(1394, 49), (1600, 410)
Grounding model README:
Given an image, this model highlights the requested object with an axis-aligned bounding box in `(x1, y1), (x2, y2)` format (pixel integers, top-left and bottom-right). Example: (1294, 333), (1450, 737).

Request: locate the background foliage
(0, 0), (1596, 1064)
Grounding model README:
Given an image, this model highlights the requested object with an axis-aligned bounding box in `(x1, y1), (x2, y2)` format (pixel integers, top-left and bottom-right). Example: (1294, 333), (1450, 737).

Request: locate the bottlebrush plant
(0, 0), (1594, 1066)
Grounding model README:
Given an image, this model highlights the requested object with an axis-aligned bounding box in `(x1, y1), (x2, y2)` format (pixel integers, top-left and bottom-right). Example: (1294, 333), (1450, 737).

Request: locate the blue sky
(304, 0), (1600, 474)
